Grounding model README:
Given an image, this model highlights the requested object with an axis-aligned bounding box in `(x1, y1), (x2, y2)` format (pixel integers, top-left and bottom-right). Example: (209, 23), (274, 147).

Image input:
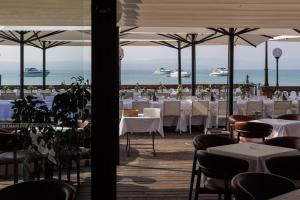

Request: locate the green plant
(177, 84), (183, 99)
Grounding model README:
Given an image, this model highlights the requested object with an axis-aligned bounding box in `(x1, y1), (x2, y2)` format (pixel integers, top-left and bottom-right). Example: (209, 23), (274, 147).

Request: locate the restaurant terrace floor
(117, 130), (218, 200)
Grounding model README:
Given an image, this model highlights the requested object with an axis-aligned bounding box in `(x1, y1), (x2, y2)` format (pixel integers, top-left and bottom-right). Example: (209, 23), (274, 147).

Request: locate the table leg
(152, 132), (156, 156)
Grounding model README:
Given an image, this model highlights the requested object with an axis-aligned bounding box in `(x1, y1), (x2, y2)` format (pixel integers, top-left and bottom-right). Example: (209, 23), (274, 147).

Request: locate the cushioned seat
(231, 172), (296, 200)
(234, 121), (273, 143)
(194, 150), (249, 200)
(266, 155), (300, 188)
(264, 136), (300, 150)
(228, 115), (255, 138)
(189, 134), (236, 200)
(0, 180), (77, 200)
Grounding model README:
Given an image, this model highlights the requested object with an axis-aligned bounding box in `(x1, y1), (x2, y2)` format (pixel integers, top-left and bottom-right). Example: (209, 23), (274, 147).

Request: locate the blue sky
(122, 41), (300, 70)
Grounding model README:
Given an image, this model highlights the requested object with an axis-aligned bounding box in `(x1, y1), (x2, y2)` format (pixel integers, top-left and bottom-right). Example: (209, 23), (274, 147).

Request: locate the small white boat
(170, 70), (191, 78)
(24, 68), (50, 77)
(209, 67), (228, 76)
(154, 67), (171, 74)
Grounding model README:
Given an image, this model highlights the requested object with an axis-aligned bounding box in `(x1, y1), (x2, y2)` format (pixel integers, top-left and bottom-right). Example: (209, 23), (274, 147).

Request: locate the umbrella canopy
(119, 0), (300, 28)
(0, 0), (90, 26)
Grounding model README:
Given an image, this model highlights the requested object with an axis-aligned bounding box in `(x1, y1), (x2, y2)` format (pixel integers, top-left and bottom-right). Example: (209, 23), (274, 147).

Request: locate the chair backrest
(156, 92), (170, 98)
(123, 91), (134, 99)
(264, 136), (300, 150)
(219, 91), (227, 99)
(231, 172), (296, 200)
(0, 92), (17, 100)
(163, 101), (180, 116)
(246, 101), (263, 115)
(266, 155), (300, 180)
(143, 108), (160, 118)
(217, 100), (227, 115)
(192, 134), (236, 150)
(132, 100), (150, 114)
(0, 180), (77, 200)
(196, 150), (248, 179)
(273, 100), (292, 116)
(192, 101), (209, 116)
(228, 115), (255, 126)
(122, 109), (139, 117)
(234, 121), (273, 138)
(276, 114), (300, 120)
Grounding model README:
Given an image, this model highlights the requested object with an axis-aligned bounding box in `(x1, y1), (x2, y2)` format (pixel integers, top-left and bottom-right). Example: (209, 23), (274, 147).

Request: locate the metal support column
(191, 34), (196, 96)
(177, 41), (182, 85)
(92, 0), (117, 199)
(276, 58), (279, 90)
(264, 41), (269, 86)
(20, 32), (25, 99)
(42, 41), (46, 90)
(228, 28), (235, 116)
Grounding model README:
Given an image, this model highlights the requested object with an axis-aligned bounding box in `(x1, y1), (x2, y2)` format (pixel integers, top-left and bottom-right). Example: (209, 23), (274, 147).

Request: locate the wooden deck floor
(117, 131), (220, 200)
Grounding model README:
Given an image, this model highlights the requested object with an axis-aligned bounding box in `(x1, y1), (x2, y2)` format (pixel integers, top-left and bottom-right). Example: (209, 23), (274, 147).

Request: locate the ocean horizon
(0, 61), (91, 85)
(121, 68), (300, 86)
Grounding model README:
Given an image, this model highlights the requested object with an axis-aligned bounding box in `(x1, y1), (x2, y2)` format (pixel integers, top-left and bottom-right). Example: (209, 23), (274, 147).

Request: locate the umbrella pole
(177, 41), (182, 85)
(264, 41), (269, 86)
(191, 34), (196, 96)
(228, 28), (235, 117)
(42, 42), (46, 90)
(20, 32), (25, 99)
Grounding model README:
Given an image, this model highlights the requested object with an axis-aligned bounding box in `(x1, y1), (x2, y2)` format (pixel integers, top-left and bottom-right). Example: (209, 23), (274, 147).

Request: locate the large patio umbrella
(0, 29), (90, 98)
(28, 31), (91, 89)
(120, 29), (274, 97)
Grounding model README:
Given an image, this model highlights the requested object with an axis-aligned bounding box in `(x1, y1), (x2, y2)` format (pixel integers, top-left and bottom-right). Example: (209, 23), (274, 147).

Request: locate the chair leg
(189, 116), (192, 135)
(194, 167), (201, 200)
(188, 151), (197, 200)
(76, 157), (80, 191)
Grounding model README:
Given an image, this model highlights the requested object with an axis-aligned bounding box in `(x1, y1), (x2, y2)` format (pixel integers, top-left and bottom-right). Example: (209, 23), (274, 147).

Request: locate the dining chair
(188, 134), (236, 200)
(132, 100), (150, 114)
(189, 101), (209, 134)
(276, 114), (300, 120)
(122, 108), (139, 117)
(0, 92), (17, 100)
(234, 121), (273, 143)
(216, 100), (238, 128)
(0, 180), (77, 200)
(228, 115), (255, 139)
(231, 172), (296, 200)
(245, 101), (263, 117)
(163, 100), (181, 133)
(123, 91), (134, 99)
(265, 155), (300, 188)
(272, 100), (292, 118)
(194, 150), (249, 200)
(264, 136), (300, 150)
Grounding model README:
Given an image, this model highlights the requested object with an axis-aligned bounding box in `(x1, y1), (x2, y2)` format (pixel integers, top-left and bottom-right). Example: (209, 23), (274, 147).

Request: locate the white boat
(154, 67), (171, 74)
(24, 68), (50, 77)
(170, 70), (191, 78)
(209, 67), (228, 76)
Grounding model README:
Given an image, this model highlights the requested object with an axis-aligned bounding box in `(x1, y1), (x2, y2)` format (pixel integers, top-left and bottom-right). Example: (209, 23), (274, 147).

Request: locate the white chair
(0, 92), (16, 100)
(189, 101), (209, 134)
(156, 92), (170, 99)
(123, 91), (134, 99)
(290, 91), (297, 100)
(132, 100), (150, 114)
(245, 101), (263, 117)
(143, 108), (161, 118)
(119, 100), (123, 119)
(163, 100), (181, 133)
(216, 100), (227, 128)
(216, 100), (237, 128)
(272, 100), (292, 118)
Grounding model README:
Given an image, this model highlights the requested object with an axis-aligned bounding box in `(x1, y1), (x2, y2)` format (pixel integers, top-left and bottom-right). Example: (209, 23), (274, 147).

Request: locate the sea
(121, 69), (300, 86)
(0, 62), (91, 86)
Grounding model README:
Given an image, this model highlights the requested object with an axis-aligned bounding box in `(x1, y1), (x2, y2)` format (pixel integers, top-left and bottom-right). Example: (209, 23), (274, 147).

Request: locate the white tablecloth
(207, 143), (299, 172)
(119, 114), (164, 137)
(253, 118), (300, 138)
